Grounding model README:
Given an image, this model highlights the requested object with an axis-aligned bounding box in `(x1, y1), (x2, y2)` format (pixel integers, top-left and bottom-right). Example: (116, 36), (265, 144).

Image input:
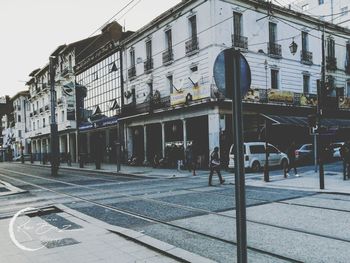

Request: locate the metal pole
(226, 48), (247, 263)
(318, 25), (326, 189)
(314, 132), (317, 172)
(116, 122), (121, 172)
(49, 56), (59, 176)
(264, 120), (270, 182)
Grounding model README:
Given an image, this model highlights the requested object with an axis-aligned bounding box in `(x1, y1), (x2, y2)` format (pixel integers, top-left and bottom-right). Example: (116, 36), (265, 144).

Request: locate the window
(165, 29), (172, 50)
(146, 40), (152, 60)
(130, 48), (135, 67)
(233, 12), (242, 37)
(190, 65), (198, 72)
(250, 145), (265, 154)
(302, 32), (308, 51)
(37, 120), (39, 129)
(33, 122), (35, 131)
(18, 130), (22, 138)
(327, 38), (335, 58)
(271, 69), (279, 89)
(18, 115), (21, 122)
(189, 15), (197, 39)
(267, 145), (279, 154)
(303, 74), (310, 94)
(302, 4), (309, 11)
(43, 118), (46, 128)
(92, 71), (98, 81)
(319, 0), (324, 5)
(61, 110), (65, 122)
(269, 22), (277, 44)
(68, 55), (72, 70)
(167, 75), (174, 93)
(347, 81), (350, 96)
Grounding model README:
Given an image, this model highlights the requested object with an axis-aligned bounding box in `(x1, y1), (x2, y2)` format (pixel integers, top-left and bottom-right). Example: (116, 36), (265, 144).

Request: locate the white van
(228, 142), (289, 172)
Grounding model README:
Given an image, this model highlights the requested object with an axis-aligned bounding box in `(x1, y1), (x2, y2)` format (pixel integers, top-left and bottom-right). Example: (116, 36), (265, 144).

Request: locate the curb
(55, 204), (215, 263)
(20, 162), (193, 179)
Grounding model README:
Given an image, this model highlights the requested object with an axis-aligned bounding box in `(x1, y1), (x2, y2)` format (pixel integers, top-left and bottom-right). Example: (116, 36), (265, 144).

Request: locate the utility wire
(74, 0), (141, 60)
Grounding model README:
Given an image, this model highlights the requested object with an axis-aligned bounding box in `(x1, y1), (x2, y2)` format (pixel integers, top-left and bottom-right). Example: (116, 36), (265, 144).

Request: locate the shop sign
(268, 90), (294, 103)
(170, 85), (210, 106)
(62, 82), (76, 120)
(79, 116), (118, 131)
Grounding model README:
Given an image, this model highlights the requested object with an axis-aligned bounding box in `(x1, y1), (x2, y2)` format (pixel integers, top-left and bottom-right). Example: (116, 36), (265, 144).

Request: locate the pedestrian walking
(285, 141), (299, 177)
(340, 141), (350, 180)
(185, 145), (197, 176)
(208, 147), (225, 186)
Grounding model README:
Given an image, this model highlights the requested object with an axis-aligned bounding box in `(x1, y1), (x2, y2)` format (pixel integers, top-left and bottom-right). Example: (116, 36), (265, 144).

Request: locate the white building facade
(120, 0), (350, 167)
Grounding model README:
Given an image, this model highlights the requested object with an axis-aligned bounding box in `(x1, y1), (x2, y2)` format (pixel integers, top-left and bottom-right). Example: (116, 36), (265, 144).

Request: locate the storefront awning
(261, 114), (350, 128)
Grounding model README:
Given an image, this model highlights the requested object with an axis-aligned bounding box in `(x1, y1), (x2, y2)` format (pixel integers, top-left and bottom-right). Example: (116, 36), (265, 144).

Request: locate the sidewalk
(246, 167), (350, 194)
(0, 204), (213, 263)
(24, 161), (350, 194)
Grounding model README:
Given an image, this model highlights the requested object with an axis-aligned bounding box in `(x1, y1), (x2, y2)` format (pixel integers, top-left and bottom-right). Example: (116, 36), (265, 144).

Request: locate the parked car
(295, 143), (334, 164)
(228, 142), (289, 172)
(13, 154), (32, 162)
(330, 142), (345, 159)
(295, 144), (313, 164)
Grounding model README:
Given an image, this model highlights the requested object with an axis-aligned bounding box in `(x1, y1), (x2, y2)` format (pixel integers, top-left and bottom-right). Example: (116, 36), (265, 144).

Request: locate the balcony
(185, 37), (199, 56)
(61, 67), (73, 77)
(128, 66), (136, 79)
(326, 56), (337, 71)
(144, 58), (153, 73)
(300, 50), (313, 65)
(232, 34), (248, 50)
(57, 98), (63, 105)
(162, 49), (173, 65)
(42, 83), (48, 91)
(268, 42), (282, 58)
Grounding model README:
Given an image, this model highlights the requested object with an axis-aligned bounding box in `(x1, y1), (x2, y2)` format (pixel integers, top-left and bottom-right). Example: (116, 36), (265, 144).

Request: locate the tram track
(0, 167), (311, 262)
(0, 167), (349, 262)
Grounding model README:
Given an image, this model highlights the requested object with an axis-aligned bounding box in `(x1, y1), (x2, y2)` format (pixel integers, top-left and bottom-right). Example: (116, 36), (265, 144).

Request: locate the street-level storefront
(78, 116), (120, 164)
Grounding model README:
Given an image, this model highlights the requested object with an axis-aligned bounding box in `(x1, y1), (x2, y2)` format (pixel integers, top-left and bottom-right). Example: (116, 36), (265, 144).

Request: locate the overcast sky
(0, 0), (181, 97)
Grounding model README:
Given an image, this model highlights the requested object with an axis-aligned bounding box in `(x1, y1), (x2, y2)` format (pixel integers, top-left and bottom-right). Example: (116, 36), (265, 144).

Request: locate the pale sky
(0, 0), (181, 97)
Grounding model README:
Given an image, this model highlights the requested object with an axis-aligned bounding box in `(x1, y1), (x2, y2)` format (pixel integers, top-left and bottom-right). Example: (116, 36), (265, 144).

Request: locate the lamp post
(49, 56), (59, 176)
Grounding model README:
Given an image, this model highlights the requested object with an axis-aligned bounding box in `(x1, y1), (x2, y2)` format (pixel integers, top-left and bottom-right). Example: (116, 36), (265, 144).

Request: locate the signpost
(214, 48), (251, 263)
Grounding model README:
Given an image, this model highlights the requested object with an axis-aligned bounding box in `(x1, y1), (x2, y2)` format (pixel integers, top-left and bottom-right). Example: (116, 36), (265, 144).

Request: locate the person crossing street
(208, 147), (225, 186)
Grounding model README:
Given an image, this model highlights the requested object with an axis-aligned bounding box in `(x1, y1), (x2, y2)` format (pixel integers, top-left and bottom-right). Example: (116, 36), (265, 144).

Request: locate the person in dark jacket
(340, 141), (350, 180)
(208, 147), (225, 186)
(285, 141), (299, 177)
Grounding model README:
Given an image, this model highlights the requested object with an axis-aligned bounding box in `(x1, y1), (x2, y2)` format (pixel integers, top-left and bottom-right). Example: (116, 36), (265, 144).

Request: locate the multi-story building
(10, 91), (30, 158)
(75, 25), (133, 163)
(288, 0), (350, 28)
(119, 0), (350, 167)
(26, 21), (125, 163)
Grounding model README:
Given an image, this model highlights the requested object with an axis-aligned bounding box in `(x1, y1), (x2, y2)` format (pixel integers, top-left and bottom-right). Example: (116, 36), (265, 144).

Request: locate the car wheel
(281, 158), (288, 170)
(251, 161), (261, 173)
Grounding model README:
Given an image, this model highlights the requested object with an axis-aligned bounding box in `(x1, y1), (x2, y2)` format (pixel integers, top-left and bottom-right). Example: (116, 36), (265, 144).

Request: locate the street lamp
(289, 39), (298, 56)
(49, 56), (59, 176)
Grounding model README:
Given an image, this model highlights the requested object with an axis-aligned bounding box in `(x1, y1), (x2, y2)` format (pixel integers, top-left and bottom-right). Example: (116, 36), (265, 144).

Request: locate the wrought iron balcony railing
(300, 50), (313, 65)
(185, 37), (199, 55)
(144, 58), (153, 73)
(128, 66), (136, 79)
(268, 42), (282, 58)
(326, 56), (337, 71)
(232, 34), (248, 50)
(162, 49), (173, 64)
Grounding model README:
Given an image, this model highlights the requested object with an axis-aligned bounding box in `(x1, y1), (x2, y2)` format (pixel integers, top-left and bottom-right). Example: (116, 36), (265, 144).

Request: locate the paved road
(0, 162), (349, 262)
